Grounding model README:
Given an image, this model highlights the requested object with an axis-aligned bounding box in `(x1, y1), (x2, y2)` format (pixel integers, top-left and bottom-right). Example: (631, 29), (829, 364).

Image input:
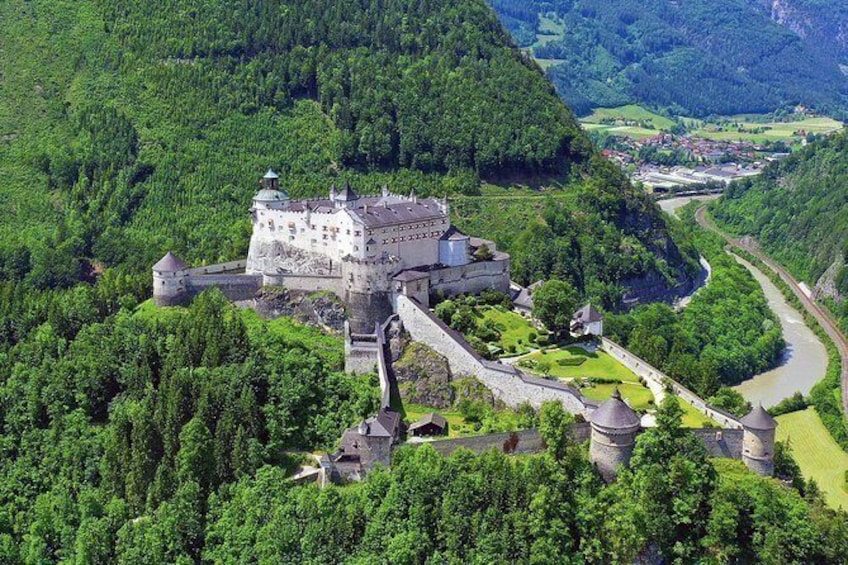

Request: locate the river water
(657, 194), (828, 407)
(729, 254), (828, 407)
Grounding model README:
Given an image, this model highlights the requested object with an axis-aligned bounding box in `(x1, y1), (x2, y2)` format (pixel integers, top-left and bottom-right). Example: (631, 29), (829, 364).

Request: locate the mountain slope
(0, 0), (695, 306)
(711, 131), (848, 331)
(489, 0), (848, 117)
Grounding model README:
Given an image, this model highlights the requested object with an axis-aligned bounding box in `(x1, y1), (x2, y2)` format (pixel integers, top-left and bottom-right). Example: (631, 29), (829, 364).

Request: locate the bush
(556, 357), (586, 367)
(768, 392), (809, 416)
(528, 330), (537, 343)
(536, 335), (550, 347)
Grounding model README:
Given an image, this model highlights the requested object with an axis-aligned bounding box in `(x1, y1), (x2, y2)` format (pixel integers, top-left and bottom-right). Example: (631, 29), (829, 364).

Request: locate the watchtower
(152, 251), (189, 306)
(740, 405), (777, 476)
(589, 390), (641, 481)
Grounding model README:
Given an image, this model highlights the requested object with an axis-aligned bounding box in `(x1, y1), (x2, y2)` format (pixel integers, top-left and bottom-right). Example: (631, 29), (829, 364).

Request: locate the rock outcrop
(250, 286), (347, 334)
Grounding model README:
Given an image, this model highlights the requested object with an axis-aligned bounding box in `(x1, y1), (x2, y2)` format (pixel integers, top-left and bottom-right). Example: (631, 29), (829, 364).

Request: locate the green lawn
(677, 396), (721, 428)
(582, 382), (654, 411)
(519, 346), (655, 410)
(521, 346), (641, 382)
(403, 403), (523, 439)
(777, 408), (848, 509)
(477, 305), (538, 354)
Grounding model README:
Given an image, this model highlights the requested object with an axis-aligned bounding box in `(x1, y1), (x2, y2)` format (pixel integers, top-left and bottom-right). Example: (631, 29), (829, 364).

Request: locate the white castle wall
(262, 273), (346, 298)
(396, 295), (591, 415)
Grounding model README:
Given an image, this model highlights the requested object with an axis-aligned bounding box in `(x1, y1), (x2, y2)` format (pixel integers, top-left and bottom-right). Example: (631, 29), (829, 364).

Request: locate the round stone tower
(252, 169), (289, 211)
(589, 390), (641, 481)
(740, 405), (777, 476)
(152, 251), (189, 306)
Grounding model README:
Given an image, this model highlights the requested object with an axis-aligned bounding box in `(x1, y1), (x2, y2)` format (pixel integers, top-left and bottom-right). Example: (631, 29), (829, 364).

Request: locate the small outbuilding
(571, 303), (604, 337)
(407, 413), (448, 437)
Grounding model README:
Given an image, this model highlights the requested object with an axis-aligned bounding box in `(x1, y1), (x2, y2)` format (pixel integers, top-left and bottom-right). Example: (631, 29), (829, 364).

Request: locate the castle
(153, 170), (510, 335)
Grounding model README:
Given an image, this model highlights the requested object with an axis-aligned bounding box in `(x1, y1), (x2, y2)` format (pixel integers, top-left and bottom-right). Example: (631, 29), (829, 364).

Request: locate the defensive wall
(396, 295), (594, 415)
(600, 337), (741, 429)
(421, 424), (591, 457)
(428, 253), (511, 297)
(263, 272), (346, 297)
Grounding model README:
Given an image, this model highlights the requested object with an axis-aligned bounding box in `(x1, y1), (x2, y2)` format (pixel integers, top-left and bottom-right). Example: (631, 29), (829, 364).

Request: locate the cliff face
(762, 0), (848, 56)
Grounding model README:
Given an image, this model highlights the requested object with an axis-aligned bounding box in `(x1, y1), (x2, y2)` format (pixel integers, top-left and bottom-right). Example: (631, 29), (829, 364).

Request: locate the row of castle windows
(380, 230), (442, 244)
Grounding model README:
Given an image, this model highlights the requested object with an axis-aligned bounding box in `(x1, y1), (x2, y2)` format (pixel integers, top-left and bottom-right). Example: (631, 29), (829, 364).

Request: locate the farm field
(777, 408), (848, 509)
(579, 105), (843, 144)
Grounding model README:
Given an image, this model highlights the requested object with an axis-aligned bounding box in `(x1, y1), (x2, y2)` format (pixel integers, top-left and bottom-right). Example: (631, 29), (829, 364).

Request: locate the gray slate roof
(408, 412), (447, 432)
(349, 198), (446, 228)
(573, 303), (604, 324)
(152, 251), (188, 273)
(263, 169), (279, 179)
(740, 405), (777, 430)
(439, 225), (469, 241)
(589, 390), (640, 430)
(337, 181), (359, 202)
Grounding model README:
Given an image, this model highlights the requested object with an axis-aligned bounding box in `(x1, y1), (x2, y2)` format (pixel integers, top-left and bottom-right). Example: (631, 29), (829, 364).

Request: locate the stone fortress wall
(395, 295), (594, 415)
(600, 337), (741, 429)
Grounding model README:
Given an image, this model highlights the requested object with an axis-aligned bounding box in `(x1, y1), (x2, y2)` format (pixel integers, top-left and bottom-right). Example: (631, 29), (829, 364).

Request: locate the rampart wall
(263, 273), (346, 298)
(396, 295), (592, 415)
(186, 274), (262, 302)
(186, 260), (247, 276)
(429, 256), (511, 297)
(600, 338), (741, 429)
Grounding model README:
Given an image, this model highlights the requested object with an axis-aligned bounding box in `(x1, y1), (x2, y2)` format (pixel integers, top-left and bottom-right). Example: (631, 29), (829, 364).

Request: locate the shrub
(528, 330), (537, 343)
(536, 335), (550, 347)
(556, 357), (586, 367)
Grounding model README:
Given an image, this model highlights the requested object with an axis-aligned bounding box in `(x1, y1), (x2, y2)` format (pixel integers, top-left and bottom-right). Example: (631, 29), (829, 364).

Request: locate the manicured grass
(581, 382), (654, 412)
(477, 305), (538, 354)
(522, 346), (641, 382)
(776, 408), (848, 509)
(677, 396), (721, 428)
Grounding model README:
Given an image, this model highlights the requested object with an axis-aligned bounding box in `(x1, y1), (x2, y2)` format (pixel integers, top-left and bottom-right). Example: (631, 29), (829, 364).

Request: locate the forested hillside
(712, 131), (848, 333)
(489, 0), (848, 117)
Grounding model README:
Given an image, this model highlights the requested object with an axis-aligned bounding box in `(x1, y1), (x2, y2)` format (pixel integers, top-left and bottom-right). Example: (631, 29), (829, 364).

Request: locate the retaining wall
(396, 295), (591, 415)
(600, 338), (741, 429)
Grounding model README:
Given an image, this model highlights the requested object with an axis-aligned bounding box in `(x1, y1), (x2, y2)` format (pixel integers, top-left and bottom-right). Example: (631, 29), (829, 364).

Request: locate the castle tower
(740, 405), (777, 476)
(252, 169), (289, 211)
(333, 181), (359, 209)
(152, 251), (189, 306)
(589, 390), (641, 481)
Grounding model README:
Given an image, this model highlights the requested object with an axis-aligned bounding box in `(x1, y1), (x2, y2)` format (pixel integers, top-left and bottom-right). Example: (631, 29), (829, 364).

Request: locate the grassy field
(582, 382), (654, 411)
(477, 305), (538, 354)
(692, 116), (843, 143)
(403, 403), (524, 438)
(579, 105), (843, 144)
(777, 408), (848, 509)
(582, 105), (677, 130)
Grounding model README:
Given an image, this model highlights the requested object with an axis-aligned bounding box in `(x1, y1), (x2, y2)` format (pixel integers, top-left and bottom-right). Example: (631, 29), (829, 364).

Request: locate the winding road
(696, 205), (848, 415)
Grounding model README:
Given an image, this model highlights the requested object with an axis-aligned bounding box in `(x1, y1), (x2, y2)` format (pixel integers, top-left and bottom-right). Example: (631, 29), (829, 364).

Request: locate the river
(729, 253), (828, 407)
(657, 194), (828, 407)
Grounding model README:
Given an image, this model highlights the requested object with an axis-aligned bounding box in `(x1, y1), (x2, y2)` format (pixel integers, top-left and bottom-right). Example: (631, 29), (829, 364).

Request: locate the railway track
(696, 205), (848, 415)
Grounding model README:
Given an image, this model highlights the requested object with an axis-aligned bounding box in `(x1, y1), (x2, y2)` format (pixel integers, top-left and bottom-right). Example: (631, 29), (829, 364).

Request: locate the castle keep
(154, 170), (510, 333)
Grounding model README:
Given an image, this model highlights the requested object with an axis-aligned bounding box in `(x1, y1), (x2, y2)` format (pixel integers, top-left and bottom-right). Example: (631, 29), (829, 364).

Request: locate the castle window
(383, 239), (388, 244)
(311, 224), (316, 230)
(311, 239), (316, 244)
(322, 226), (327, 231)
(289, 236), (295, 241)
(354, 230), (361, 236)
(322, 234), (328, 240)
(354, 245), (359, 251)
(346, 229), (350, 235)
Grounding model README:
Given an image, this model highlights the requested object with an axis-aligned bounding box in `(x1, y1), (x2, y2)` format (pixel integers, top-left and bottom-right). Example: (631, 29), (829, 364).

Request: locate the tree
(532, 279), (579, 335)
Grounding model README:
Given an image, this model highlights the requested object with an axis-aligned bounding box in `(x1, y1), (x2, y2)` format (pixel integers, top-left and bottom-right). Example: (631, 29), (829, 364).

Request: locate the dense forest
(489, 0), (848, 117)
(605, 207), (784, 396)
(712, 131), (848, 333)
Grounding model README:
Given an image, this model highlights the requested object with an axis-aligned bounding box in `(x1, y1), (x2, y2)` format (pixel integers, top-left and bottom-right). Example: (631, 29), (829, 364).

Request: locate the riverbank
(729, 253), (827, 406)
